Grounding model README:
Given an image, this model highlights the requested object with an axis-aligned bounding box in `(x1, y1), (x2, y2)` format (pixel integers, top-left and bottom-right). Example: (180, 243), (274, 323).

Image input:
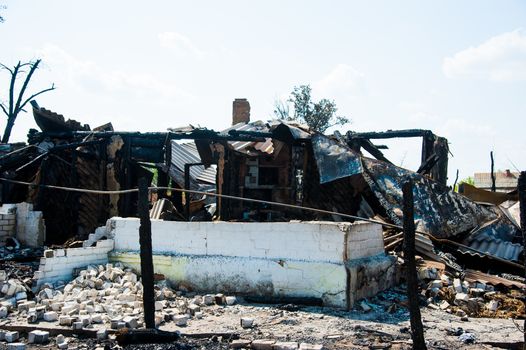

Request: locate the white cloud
(158, 31), (205, 60)
(443, 29), (526, 82)
(38, 44), (192, 99)
(313, 64), (366, 98)
(312, 64), (365, 98)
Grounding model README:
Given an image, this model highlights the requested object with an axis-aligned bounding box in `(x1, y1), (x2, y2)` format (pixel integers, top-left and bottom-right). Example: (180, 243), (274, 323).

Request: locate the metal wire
(0, 177), (404, 230)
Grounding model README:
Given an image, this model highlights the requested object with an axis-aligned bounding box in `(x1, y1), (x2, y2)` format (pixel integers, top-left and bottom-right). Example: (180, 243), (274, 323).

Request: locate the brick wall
(0, 212), (16, 243)
(34, 239), (114, 287)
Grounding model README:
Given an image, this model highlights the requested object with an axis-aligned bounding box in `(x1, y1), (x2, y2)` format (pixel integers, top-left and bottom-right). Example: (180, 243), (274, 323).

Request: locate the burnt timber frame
(346, 129), (449, 186)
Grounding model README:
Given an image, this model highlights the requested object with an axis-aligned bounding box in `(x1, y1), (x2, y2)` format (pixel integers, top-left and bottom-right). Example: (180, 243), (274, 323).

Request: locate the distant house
(473, 170), (519, 192)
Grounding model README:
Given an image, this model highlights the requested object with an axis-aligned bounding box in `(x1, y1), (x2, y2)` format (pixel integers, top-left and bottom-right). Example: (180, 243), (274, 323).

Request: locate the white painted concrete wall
(107, 218), (391, 308)
(110, 219), (384, 263)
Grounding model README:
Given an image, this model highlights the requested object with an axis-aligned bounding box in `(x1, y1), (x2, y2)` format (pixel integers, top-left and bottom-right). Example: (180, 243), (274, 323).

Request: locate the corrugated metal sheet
(170, 141), (216, 185)
(223, 122), (274, 155)
(464, 269), (525, 289)
(462, 236), (522, 262)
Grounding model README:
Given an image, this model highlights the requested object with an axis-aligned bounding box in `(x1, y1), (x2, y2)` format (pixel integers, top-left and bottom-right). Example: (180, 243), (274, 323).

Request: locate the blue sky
(1, 1), (525, 184)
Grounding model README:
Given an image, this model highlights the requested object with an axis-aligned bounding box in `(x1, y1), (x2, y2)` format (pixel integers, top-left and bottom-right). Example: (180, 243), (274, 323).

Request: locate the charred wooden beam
(402, 177), (427, 349)
(348, 129), (433, 140)
(138, 177), (155, 329)
(417, 153), (439, 175)
(360, 139), (393, 165)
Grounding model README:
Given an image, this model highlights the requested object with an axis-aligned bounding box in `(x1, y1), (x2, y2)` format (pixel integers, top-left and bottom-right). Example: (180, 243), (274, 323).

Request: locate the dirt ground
(11, 287), (522, 350)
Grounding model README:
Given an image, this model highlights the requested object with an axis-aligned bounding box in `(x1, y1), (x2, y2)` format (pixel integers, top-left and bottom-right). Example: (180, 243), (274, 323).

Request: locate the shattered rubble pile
(416, 259), (525, 319)
(0, 263), (239, 340)
(1, 262), (221, 327)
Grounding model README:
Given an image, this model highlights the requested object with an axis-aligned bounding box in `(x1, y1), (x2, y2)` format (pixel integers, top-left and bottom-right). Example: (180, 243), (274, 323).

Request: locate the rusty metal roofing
(464, 269), (525, 289)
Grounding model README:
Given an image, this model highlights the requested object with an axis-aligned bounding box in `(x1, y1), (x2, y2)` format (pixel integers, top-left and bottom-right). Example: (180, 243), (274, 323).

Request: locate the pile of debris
(0, 263), (240, 342)
(415, 258), (525, 319)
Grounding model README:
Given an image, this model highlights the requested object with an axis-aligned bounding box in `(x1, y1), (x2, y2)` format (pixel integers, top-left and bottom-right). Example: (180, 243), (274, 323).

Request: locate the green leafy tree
(0, 59), (55, 143)
(274, 84), (349, 133)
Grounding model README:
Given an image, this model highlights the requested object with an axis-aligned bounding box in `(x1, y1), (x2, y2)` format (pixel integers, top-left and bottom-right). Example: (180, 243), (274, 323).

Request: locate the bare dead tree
(0, 59), (55, 143)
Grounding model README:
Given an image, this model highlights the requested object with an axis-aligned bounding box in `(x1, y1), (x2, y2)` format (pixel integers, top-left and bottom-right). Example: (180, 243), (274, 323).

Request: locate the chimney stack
(232, 98), (250, 125)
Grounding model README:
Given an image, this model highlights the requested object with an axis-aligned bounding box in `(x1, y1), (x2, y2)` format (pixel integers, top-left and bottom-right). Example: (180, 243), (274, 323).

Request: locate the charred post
(490, 151), (496, 192)
(518, 171), (526, 346)
(402, 177), (427, 350)
(138, 177), (155, 329)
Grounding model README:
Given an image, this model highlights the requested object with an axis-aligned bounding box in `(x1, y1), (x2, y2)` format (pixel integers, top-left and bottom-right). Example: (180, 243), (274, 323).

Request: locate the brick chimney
(232, 98), (250, 125)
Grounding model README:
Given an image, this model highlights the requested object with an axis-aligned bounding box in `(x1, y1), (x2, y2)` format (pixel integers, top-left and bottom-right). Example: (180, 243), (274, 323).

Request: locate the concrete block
(225, 296), (237, 305)
(7, 343), (26, 350)
(59, 316), (74, 326)
(230, 339), (252, 349)
(96, 328), (107, 340)
(72, 321), (84, 330)
(240, 317), (254, 328)
(173, 315), (188, 326)
(18, 301), (36, 312)
(5, 331), (19, 342)
(44, 311), (58, 322)
(203, 294), (215, 305)
(123, 316), (139, 329)
(299, 344), (323, 350)
(487, 300), (499, 312)
(0, 306), (7, 318)
(273, 342), (298, 350)
(28, 330), (49, 344)
(252, 340), (276, 350)
(453, 278), (463, 293)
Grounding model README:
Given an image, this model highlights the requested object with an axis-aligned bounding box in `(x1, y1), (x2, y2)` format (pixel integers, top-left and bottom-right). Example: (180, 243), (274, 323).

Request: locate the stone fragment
(5, 331), (19, 343)
(359, 301), (372, 312)
(252, 340), (276, 350)
(240, 317), (254, 328)
(203, 294), (215, 305)
(274, 342), (298, 350)
(230, 339), (252, 349)
(439, 300), (450, 310)
(173, 315), (188, 327)
(215, 293), (226, 305)
(59, 316), (74, 326)
(187, 304), (200, 315)
(455, 293), (469, 303)
(96, 328), (108, 340)
(487, 300), (499, 312)
(225, 296), (237, 305)
(123, 316), (139, 329)
(428, 280), (442, 289)
(0, 306), (7, 318)
(154, 301), (164, 311)
(453, 278), (463, 293)
(44, 311), (58, 321)
(28, 330), (49, 344)
(299, 344), (323, 350)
